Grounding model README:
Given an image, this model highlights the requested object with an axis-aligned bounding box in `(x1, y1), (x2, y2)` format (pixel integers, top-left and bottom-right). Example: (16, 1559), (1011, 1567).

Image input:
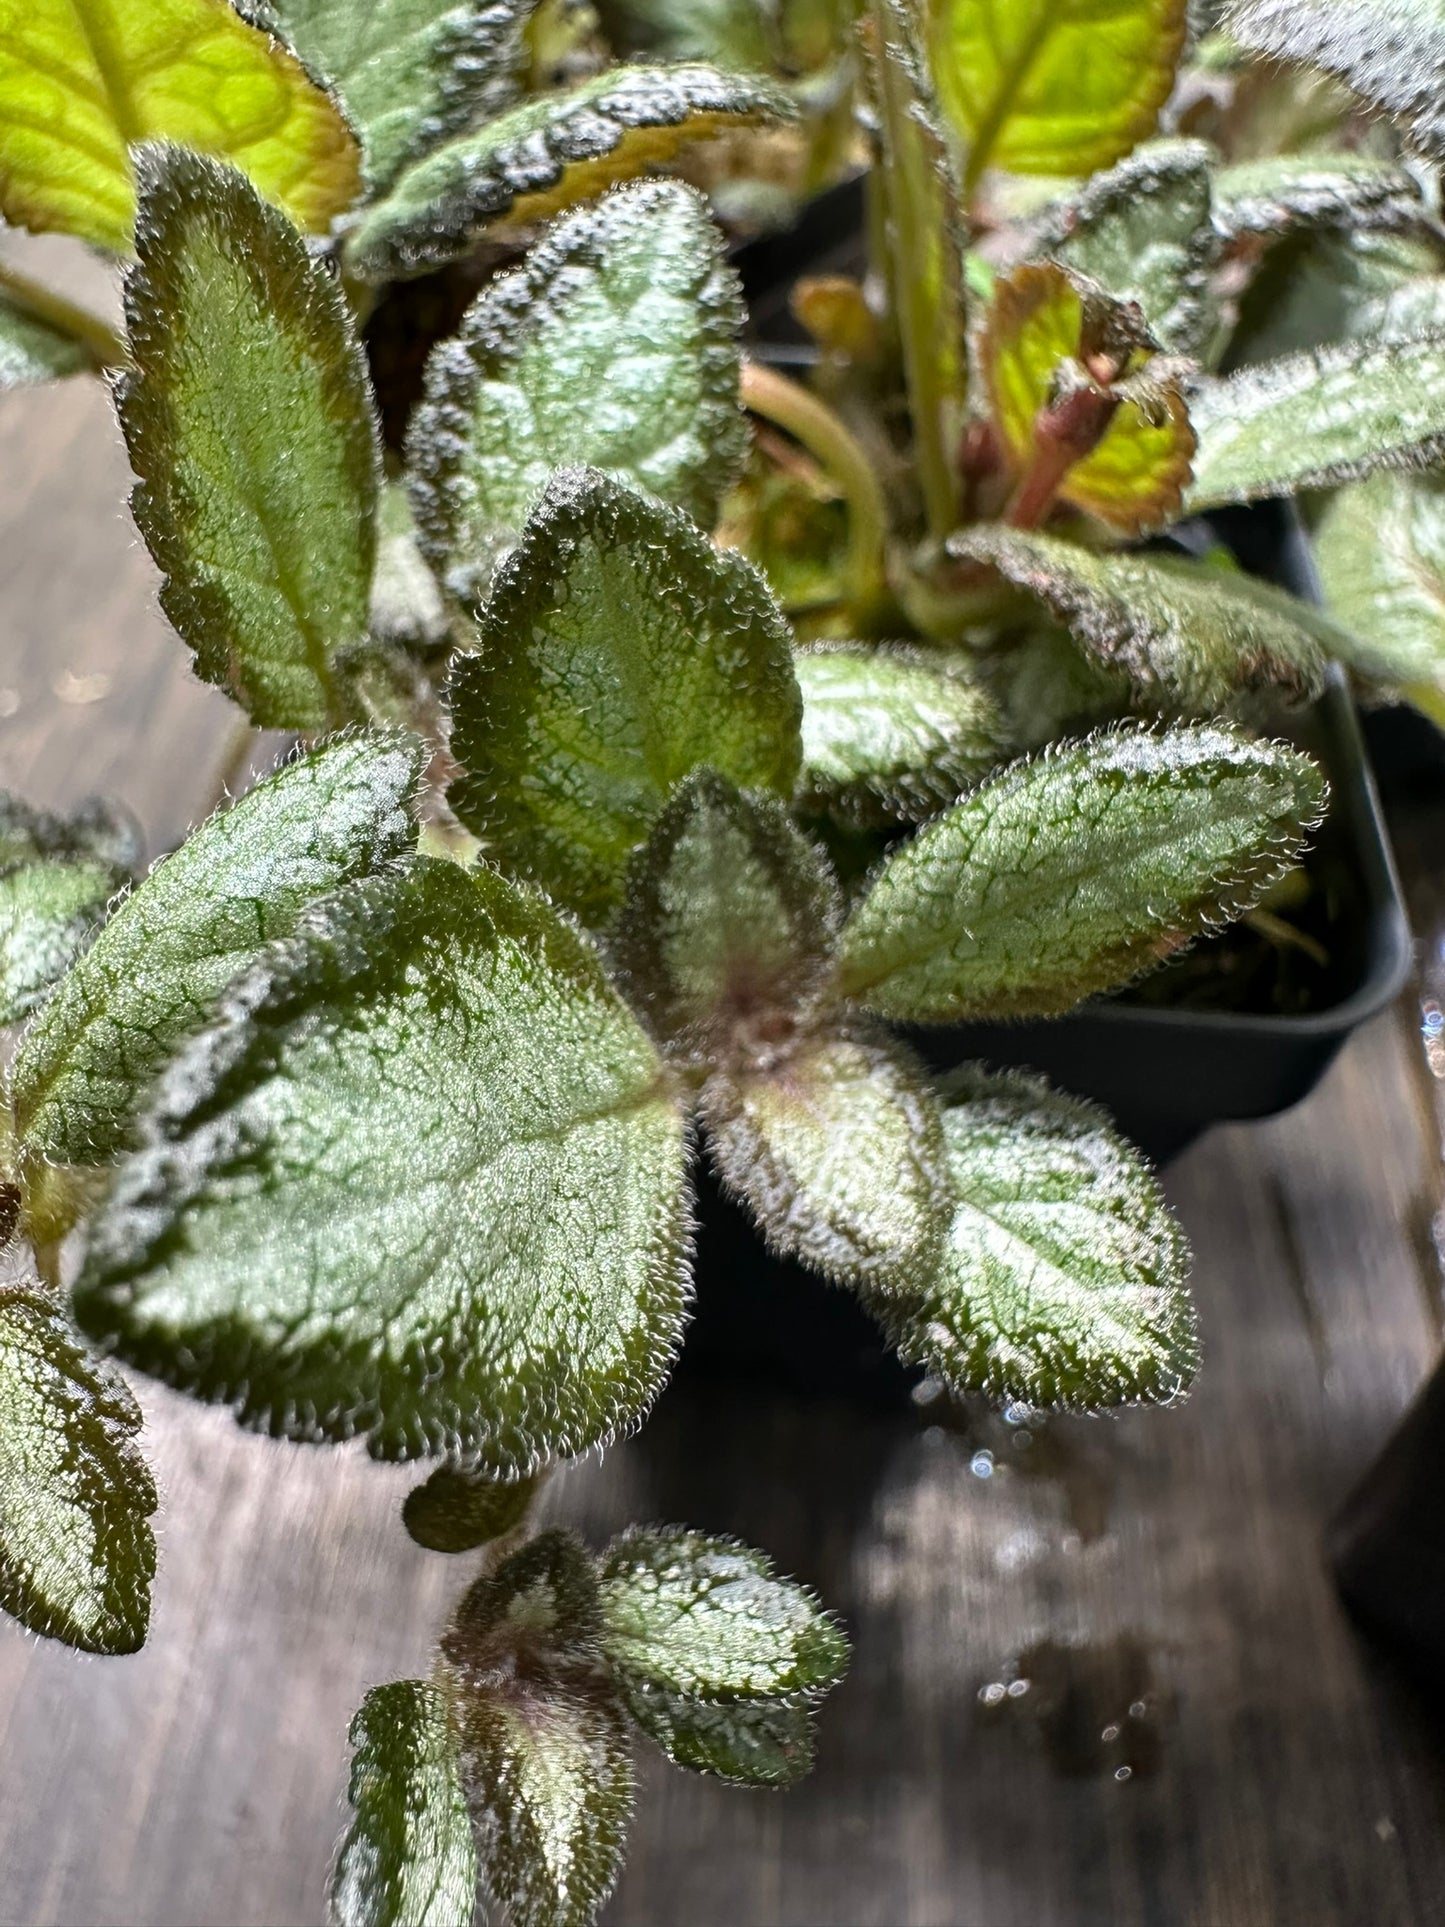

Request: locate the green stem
(741, 358), (888, 618)
(0, 259), (127, 369)
(866, 0), (963, 541)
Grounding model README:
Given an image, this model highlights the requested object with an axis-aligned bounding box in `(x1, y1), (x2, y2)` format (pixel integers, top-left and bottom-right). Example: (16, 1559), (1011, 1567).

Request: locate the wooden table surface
(4, 332), (1445, 1927)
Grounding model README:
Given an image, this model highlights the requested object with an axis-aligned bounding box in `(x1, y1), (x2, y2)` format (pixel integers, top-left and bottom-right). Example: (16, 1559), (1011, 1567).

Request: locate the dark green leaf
(702, 1026), (949, 1295)
(834, 725), (1326, 1022)
(447, 469), (801, 924)
(609, 772), (838, 1064)
(343, 62), (792, 281)
(0, 293), (92, 388)
(0, 857), (123, 1025)
(407, 179), (747, 600)
(1316, 469), (1445, 697)
(0, 1281), (156, 1654)
(885, 1068), (1196, 1409)
(793, 645), (1002, 828)
(274, 0), (531, 194)
(331, 1680), (479, 1927)
(74, 858), (690, 1470)
(119, 145), (379, 728)
(0, 794), (138, 873)
(1187, 333), (1445, 510)
(1212, 153), (1426, 242)
(1034, 139), (1217, 353)
(598, 1527), (849, 1700)
(441, 1532), (632, 1927)
(404, 1465), (540, 1553)
(13, 733), (421, 1168)
(1223, 0), (1445, 162)
(616, 1682), (816, 1787)
(951, 525), (1330, 711)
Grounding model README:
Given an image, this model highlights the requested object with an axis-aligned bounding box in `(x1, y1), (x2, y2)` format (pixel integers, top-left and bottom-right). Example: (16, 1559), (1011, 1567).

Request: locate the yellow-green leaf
(0, 0), (362, 253)
(928, 0), (1188, 187)
(982, 262), (1195, 534)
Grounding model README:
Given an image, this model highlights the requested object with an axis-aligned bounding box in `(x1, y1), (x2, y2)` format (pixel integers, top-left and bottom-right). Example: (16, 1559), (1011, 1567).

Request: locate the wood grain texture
(2, 341), (1445, 1927)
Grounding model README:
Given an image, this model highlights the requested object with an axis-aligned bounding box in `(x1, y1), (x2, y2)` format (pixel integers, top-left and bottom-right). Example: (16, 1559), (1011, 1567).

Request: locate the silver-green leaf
(793, 645), (1003, 828)
(13, 733), (422, 1169)
(447, 469), (802, 924)
(1223, 0), (1445, 163)
(407, 179), (747, 600)
(1034, 139), (1217, 354)
(0, 1282), (157, 1654)
(0, 856), (123, 1025)
(274, 0), (532, 195)
(951, 525), (1331, 711)
(1187, 333), (1445, 510)
(0, 292), (92, 389)
(615, 1683), (817, 1787)
(1316, 469), (1445, 699)
(74, 858), (689, 1470)
(118, 144), (379, 728)
(701, 1026), (950, 1296)
(343, 62), (792, 281)
(834, 725), (1326, 1022)
(598, 1526), (849, 1700)
(609, 771), (838, 1065)
(1212, 153), (1426, 243)
(886, 1068), (1196, 1409)
(441, 1532), (632, 1927)
(331, 1680), (479, 1927)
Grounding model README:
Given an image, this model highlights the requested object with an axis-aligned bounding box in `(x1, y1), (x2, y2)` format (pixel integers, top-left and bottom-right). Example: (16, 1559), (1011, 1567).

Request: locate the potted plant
(0, 1), (1424, 1923)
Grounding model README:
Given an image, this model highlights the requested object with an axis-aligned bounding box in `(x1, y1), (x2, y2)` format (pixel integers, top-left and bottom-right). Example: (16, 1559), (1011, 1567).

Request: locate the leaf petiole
(0, 260), (127, 370)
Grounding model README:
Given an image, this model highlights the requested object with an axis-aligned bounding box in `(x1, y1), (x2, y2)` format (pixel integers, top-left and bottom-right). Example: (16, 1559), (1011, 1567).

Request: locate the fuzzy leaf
(447, 470), (801, 924)
(274, 0), (530, 194)
(609, 772), (838, 1064)
(951, 525), (1330, 710)
(74, 859), (689, 1470)
(886, 1069), (1196, 1409)
(331, 1681), (479, 1927)
(0, 0), (360, 253)
(118, 146), (379, 729)
(441, 1533), (632, 1927)
(793, 645), (1002, 828)
(1033, 140), (1217, 354)
(407, 180), (746, 600)
(1316, 469), (1445, 695)
(617, 1682), (816, 1787)
(0, 294), (91, 389)
(1212, 153), (1426, 242)
(0, 1282), (156, 1654)
(927, 0), (1187, 180)
(834, 725), (1326, 1022)
(344, 62), (791, 281)
(599, 1527), (848, 1698)
(702, 1027), (949, 1295)
(0, 858), (123, 1026)
(0, 793), (138, 871)
(1187, 334), (1445, 509)
(1223, 0), (1445, 164)
(404, 1465), (539, 1554)
(983, 262), (1195, 534)
(13, 734), (420, 1170)
(371, 480), (449, 655)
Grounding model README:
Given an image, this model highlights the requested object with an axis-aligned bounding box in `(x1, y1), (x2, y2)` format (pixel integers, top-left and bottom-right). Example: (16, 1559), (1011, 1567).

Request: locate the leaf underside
(0, 0), (360, 253)
(834, 724), (1326, 1023)
(446, 469), (801, 924)
(331, 1680), (479, 1927)
(73, 858), (690, 1471)
(118, 145), (380, 729)
(951, 524), (1330, 711)
(13, 733), (421, 1170)
(884, 1068), (1197, 1410)
(0, 1282), (156, 1654)
(343, 62), (792, 281)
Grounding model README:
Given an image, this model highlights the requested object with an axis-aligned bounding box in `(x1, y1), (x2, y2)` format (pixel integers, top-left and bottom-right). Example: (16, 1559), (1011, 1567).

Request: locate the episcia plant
(0, 8), (1333, 1927)
(701, 0), (1445, 754)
